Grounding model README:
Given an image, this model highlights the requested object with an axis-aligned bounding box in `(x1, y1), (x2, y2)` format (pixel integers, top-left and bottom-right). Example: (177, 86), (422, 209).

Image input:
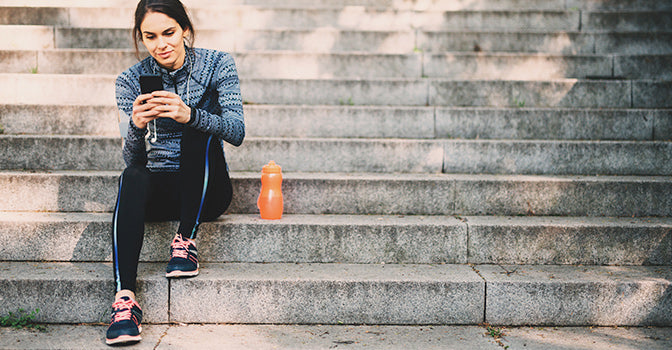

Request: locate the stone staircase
(1, 0), (671, 328)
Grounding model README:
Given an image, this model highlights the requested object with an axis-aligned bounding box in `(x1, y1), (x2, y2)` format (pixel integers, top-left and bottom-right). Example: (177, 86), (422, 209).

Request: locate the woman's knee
(120, 165), (150, 189)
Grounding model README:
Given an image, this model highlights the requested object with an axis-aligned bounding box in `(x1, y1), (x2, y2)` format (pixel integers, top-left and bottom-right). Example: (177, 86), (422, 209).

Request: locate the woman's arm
(186, 53), (245, 146)
(115, 73), (148, 167)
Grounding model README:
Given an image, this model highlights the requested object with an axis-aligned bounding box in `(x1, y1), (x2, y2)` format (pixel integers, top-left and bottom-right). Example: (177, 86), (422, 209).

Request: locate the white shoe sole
(165, 268), (199, 278)
(105, 332), (142, 345)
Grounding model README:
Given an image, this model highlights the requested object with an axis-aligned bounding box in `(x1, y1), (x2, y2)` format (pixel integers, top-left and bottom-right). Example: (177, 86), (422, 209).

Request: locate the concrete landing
(1, 325), (671, 349)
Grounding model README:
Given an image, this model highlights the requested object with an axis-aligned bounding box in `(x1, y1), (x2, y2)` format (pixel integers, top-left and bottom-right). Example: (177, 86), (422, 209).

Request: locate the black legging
(111, 127), (232, 292)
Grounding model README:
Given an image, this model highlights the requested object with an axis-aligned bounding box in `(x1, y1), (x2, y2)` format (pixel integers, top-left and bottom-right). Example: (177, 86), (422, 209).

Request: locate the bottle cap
(262, 160), (282, 173)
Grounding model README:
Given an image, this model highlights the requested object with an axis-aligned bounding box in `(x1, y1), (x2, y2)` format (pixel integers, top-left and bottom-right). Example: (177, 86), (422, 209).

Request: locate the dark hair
(132, 0), (195, 58)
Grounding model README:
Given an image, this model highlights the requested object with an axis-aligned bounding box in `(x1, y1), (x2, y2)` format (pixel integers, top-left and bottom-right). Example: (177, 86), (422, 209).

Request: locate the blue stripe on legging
(112, 175), (124, 292)
(190, 135), (213, 239)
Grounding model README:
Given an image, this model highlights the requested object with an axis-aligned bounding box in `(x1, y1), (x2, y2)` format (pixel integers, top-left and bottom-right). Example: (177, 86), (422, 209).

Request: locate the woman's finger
(133, 93), (154, 106)
(151, 90), (179, 99)
(147, 97), (177, 105)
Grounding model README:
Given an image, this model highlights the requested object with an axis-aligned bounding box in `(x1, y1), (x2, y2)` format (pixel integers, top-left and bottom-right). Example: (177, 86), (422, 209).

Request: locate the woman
(106, 0), (244, 345)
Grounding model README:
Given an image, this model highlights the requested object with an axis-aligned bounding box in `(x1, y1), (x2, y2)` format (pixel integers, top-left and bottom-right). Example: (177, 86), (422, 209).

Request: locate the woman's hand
(145, 90), (192, 124)
(131, 93), (160, 129)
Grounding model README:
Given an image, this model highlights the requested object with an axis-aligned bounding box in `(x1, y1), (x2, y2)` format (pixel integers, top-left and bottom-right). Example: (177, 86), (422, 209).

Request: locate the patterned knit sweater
(115, 47), (245, 172)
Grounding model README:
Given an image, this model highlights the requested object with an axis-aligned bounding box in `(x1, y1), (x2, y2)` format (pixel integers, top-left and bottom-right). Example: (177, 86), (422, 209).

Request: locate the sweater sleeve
(187, 53), (245, 146)
(115, 72), (147, 167)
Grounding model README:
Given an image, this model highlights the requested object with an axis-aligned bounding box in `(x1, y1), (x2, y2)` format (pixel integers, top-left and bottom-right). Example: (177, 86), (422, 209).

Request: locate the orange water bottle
(257, 160), (283, 219)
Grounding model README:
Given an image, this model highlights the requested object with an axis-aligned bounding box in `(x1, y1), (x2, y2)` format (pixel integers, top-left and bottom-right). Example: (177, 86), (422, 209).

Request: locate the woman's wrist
(186, 107), (197, 125)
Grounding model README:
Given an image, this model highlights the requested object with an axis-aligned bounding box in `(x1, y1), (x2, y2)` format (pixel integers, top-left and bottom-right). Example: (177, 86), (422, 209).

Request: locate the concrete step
(441, 140), (672, 176)
(435, 107), (672, 141)
(0, 25), (53, 50)
(0, 7), (584, 32)
(5, 74), (667, 108)
(2, 0), (671, 11)
(0, 261), (485, 325)
(7, 49), (672, 80)
(1, 212), (670, 266)
(54, 27), (417, 53)
(4, 25), (672, 54)
(584, 12), (672, 33)
(4, 7), (662, 34)
(478, 264), (672, 326)
(1, 261), (670, 325)
(615, 55), (672, 80)
(419, 31), (672, 54)
(0, 213), (468, 264)
(2, 104), (670, 141)
(2, 135), (670, 175)
(0, 135), (445, 173)
(7, 49), (656, 80)
(566, 0), (672, 11)
(2, 325), (672, 350)
(1, 171), (670, 216)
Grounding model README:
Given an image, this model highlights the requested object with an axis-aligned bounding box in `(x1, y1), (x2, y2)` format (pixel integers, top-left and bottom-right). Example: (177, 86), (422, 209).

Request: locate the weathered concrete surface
(0, 324), (169, 350)
(0, 213), (469, 264)
(0, 74), (116, 105)
(633, 81), (672, 108)
(156, 325), (501, 349)
(0, 74), (651, 108)
(235, 52), (422, 78)
(0, 104), (118, 136)
(418, 31), (595, 54)
(0, 103), (437, 138)
(615, 55), (672, 80)
(424, 53), (610, 79)
(37, 49), (139, 74)
(0, 262), (168, 323)
(0, 135), (123, 171)
(170, 263), (484, 324)
(466, 216), (672, 265)
(595, 33), (672, 55)
(0, 50), (37, 74)
(0, 7), (69, 26)
(435, 108), (664, 141)
(241, 78), (428, 106)
(567, 0), (672, 11)
(2, 212), (669, 266)
(226, 137), (444, 173)
(244, 105), (435, 139)
(4, 135), (671, 175)
(195, 214), (468, 264)
(479, 265), (672, 326)
(452, 174), (672, 217)
(54, 27), (416, 53)
(443, 140), (672, 175)
(3, 104), (669, 141)
(2, 171), (671, 216)
(8, 0), (665, 11)
(1, 324), (671, 350)
(0, 25), (53, 50)
(0, 135), (446, 173)
(583, 11), (672, 32)
(430, 80), (631, 108)
(501, 326), (672, 350)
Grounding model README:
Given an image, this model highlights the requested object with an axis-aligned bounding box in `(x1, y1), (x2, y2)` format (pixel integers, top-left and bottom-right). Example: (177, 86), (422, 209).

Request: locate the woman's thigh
(145, 171), (181, 222)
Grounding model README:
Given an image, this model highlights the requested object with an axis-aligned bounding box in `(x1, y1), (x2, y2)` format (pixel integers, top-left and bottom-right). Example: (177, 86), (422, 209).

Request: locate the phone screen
(139, 75), (164, 94)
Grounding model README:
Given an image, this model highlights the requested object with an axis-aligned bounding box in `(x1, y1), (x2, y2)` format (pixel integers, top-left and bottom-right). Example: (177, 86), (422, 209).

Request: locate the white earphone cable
(149, 47), (192, 144)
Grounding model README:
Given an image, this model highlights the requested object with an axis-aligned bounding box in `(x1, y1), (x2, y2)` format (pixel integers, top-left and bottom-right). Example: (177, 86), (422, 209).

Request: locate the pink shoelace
(111, 298), (137, 323)
(170, 236), (193, 259)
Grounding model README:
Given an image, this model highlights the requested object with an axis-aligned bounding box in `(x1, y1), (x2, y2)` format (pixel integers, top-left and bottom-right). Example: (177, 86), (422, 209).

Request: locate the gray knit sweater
(115, 47), (245, 172)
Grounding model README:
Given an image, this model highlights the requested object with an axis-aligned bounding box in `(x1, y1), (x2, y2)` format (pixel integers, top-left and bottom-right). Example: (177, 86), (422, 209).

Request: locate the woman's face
(140, 11), (189, 71)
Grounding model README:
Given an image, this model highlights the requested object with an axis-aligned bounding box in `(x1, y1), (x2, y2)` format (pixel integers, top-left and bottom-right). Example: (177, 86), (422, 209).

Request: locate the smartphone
(139, 75), (164, 94)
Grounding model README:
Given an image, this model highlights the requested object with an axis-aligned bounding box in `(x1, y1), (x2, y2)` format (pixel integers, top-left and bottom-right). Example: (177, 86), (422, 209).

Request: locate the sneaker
(165, 233), (199, 278)
(105, 296), (142, 345)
